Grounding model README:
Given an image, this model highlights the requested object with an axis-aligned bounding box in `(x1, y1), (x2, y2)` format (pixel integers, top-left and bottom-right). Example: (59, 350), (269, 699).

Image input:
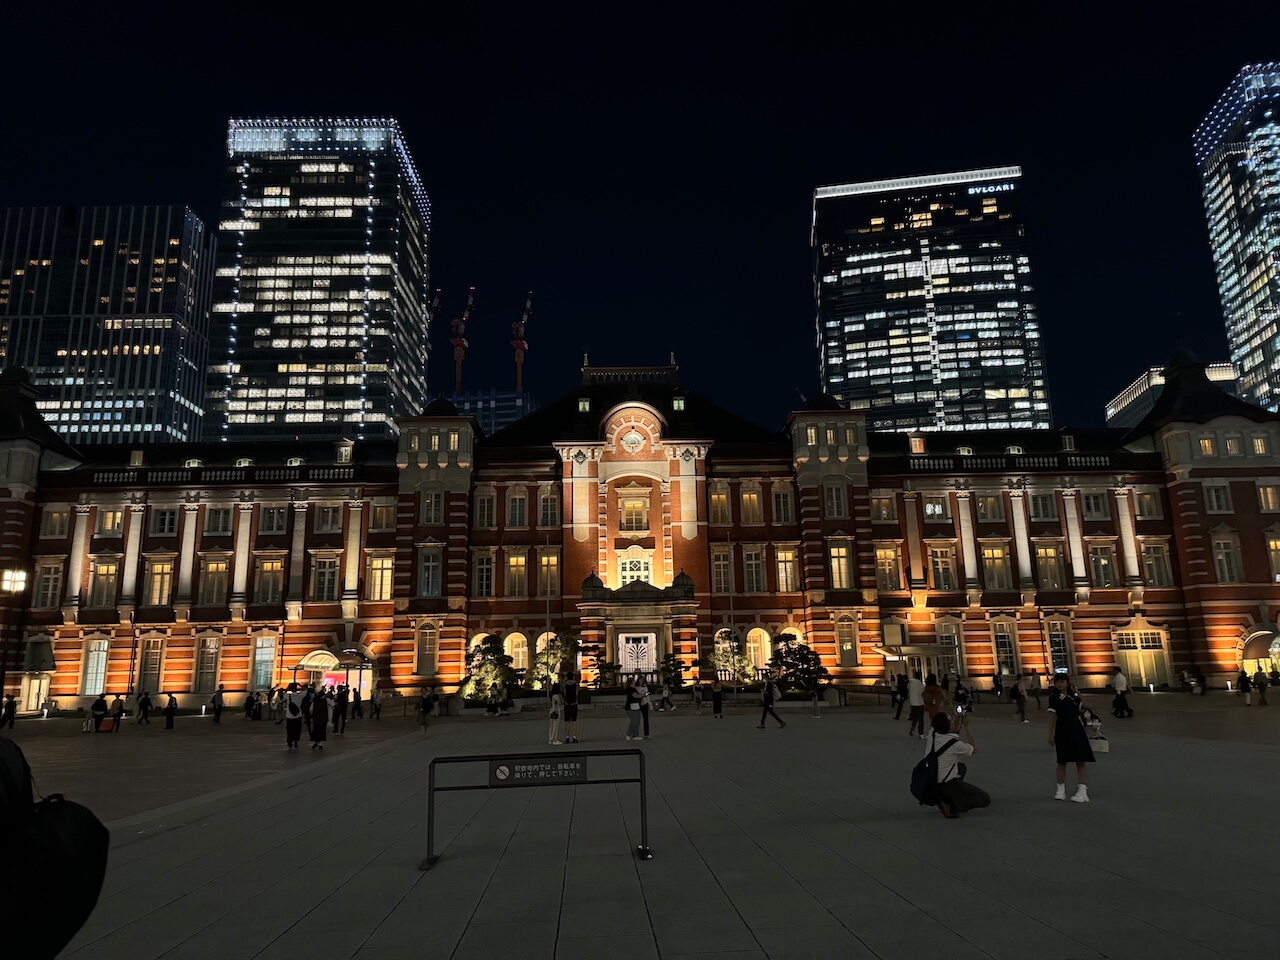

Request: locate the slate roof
(0, 367), (83, 462)
(1122, 347), (1276, 442)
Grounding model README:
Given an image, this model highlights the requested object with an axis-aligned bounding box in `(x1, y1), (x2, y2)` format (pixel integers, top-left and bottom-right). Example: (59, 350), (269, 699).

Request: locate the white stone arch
(745, 626), (772, 671)
(413, 621), (441, 676)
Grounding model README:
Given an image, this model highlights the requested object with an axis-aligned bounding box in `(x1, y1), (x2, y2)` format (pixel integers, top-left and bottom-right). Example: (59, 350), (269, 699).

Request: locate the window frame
(199, 556), (230, 605)
(311, 555), (340, 602)
(824, 483), (849, 519)
(313, 503), (344, 534)
(40, 507), (70, 538)
(1087, 541), (1119, 588)
(1140, 540), (1173, 588)
(980, 543), (1012, 590)
(874, 543), (903, 591)
(367, 554), (395, 601)
(205, 507), (233, 536)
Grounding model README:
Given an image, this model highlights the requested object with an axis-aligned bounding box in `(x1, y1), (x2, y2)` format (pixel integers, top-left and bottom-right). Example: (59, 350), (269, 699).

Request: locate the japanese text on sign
(488, 758), (587, 786)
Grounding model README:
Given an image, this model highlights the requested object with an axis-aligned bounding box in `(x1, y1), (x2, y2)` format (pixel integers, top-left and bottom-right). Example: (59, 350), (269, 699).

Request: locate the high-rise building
(812, 166), (1052, 432)
(1194, 63), (1280, 411)
(1105, 358), (1238, 428)
(206, 117), (431, 441)
(449, 388), (538, 435)
(0, 205), (214, 443)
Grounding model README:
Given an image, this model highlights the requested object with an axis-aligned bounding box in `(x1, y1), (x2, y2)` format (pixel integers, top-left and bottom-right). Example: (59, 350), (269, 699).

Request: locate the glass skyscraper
(206, 117), (431, 440)
(0, 205), (214, 443)
(1194, 63), (1280, 410)
(812, 166), (1052, 432)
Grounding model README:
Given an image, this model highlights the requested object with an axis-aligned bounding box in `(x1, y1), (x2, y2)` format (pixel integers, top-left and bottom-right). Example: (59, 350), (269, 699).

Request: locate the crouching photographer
(930, 708), (991, 818)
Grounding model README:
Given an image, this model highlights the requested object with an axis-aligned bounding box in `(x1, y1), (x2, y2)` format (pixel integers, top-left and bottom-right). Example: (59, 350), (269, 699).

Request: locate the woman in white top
(548, 683), (565, 745)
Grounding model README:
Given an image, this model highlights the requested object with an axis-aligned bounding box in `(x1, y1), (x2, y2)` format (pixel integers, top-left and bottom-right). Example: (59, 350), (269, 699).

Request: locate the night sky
(6, 4), (1280, 433)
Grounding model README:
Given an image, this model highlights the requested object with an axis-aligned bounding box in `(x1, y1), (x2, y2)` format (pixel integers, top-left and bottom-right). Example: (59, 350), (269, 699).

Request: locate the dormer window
(130, 450), (144, 467)
(909, 436), (926, 455)
(672, 396), (685, 412)
(578, 398), (590, 413)
(1062, 435), (1076, 451)
(336, 445), (353, 464)
(184, 458), (203, 468)
(235, 458), (254, 467)
(1006, 444), (1024, 455)
(957, 446), (973, 456)
(286, 457), (305, 467)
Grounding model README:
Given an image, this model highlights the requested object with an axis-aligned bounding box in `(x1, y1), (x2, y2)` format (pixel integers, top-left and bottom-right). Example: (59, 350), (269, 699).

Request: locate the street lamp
(0, 567), (29, 697)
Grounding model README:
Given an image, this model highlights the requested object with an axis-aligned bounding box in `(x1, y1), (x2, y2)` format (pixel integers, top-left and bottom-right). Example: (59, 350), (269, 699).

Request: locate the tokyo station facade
(3, 353), (1280, 712)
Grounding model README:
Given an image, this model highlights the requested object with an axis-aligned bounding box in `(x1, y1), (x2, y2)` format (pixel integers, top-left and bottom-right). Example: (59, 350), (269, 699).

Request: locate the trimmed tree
(530, 629), (583, 689)
(461, 635), (517, 701)
(769, 636), (831, 695)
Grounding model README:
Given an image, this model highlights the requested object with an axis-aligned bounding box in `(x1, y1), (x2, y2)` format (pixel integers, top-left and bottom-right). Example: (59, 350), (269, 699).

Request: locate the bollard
(201, 704), (206, 716)
(1148, 683), (1154, 693)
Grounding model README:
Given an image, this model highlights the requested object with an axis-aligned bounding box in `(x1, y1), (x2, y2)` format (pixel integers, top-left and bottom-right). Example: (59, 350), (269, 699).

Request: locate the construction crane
(512, 291), (532, 392)
(451, 287), (474, 395)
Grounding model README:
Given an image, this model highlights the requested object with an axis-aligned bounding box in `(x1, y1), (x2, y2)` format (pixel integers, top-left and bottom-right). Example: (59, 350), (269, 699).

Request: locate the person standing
(636, 677), (652, 737)
(210, 685), (226, 724)
(1180, 669), (1193, 694)
(418, 686), (433, 731)
(272, 687), (285, 724)
(1028, 669), (1043, 709)
(906, 671), (926, 737)
(351, 687), (363, 720)
(927, 711), (990, 818)
(1253, 669), (1269, 706)
(1010, 675), (1028, 723)
(136, 690), (152, 725)
(1238, 669), (1252, 706)
(310, 685), (329, 749)
(548, 681), (565, 745)
(243, 692), (255, 720)
(625, 674), (645, 741)
(711, 678), (724, 719)
(692, 681), (703, 715)
(163, 693), (178, 730)
(1, 693), (16, 729)
(90, 693), (109, 732)
(562, 671), (580, 743)
(109, 694), (126, 732)
(332, 685), (349, 733)
(922, 673), (947, 738)
(1110, 667), (1133, 718)
(369, 685), (382, 720)
(894, 673), (909, 720)
(283, 682), (306, 749)
(659, 680), (675, 711)
(1048, 673), (1094, 802)
(757, 673), (786, 729)
(990, 671), (1004, 702)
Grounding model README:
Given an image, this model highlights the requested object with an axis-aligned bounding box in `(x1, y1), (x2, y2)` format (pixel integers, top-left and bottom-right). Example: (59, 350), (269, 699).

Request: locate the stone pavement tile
(62, 937), (185, 960)
(826, 905), (954, 943)
(159, 917), (296, 956)
(1067, 927), (1225, 960)
(363, 903), (468, 948)
(638, 860), (717, 887)
(473, 887), (563, 923)
(941, 917), (1100, 960)
(911, 885), (1023, 921)
(733, 893), (841, 929)
(651, 911), (758, 955)
(652, 954), (766, 960)
(556, 933), (659, 960)
(750, 925), (879, 960)
(454, 920), (558, 960)
(869, 941), (994, 960)
(643, 881), (732, 916)
(713, 871), (808, 897)
(351, 949), (421, 960)
(559, 899), (651, 937)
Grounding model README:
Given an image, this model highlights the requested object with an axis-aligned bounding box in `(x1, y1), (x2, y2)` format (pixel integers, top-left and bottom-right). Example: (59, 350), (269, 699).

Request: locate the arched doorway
(1241, 628), (1280, 676)
(294, 648), (376, 695)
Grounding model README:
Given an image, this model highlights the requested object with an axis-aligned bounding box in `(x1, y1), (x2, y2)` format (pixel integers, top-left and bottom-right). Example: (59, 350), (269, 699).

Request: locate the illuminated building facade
(206, 118), (431, 441)
(1105, 359), (1238, 428)
(0, 205), (214, 443)
(4, 356), (1280, 714)
(813, 166), (1052, 432)
(1195, 63), (1280, 411)
(449, 388), (538, 435)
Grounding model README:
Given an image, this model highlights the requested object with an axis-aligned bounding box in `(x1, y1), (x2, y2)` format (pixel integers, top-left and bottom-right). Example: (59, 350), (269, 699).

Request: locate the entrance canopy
(293, 648), (374, 671)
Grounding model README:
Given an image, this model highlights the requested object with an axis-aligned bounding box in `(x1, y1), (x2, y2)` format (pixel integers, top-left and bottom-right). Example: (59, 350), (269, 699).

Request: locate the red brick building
(2, 354), (1278, 711)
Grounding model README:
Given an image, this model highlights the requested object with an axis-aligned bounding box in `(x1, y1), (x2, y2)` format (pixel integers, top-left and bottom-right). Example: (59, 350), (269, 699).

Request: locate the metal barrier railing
(421, 748), (651, 870)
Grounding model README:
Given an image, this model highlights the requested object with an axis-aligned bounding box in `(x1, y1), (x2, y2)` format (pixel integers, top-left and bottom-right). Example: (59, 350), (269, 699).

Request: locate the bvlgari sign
(967, 183), (1016, 195)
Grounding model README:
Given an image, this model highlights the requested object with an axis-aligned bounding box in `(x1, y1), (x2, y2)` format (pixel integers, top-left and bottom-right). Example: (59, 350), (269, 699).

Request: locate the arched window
(184, 458), (203, 468)
(504, 632), (529, 674)
(194, 635), (220, 692)
(746, 627), (771, 670)
(82, 637), (109, 694)
(235, 458), (254, 468)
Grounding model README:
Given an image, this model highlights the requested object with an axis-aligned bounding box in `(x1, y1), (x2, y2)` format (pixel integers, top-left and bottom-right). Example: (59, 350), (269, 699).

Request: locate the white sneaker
(624, 735), (633, 741)
(1054, 784), (1066, 801)
(1021, 720), (1030, 724)
(1071, 786), (1089, 803)
(635, 736), (644, 740)
(549, 740), (562, 745)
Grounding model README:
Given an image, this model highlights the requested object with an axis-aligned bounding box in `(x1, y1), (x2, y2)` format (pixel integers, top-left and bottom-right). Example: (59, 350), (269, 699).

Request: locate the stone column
(61, 504), (93, 622)
(118, 504), (148, 621)
(286, 500), (309, 622)
(174, 503), (200, 620)
(955, 491), (978, 589)
(902, 491), (924, 587)
(229, 502), (255, 621)
(341, 500), (363, 622)
(1009, 490), (1033, 592)
(1061, 490), (1087, 589)
(1113, 487), (1142, 586)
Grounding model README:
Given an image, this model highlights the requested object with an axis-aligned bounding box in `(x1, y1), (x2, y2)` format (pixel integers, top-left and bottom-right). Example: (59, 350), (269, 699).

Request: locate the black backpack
(909, 735), (957, 807)
(1, 738), (110, 959)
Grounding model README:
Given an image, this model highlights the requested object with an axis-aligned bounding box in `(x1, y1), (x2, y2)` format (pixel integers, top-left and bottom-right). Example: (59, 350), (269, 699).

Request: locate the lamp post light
(0, 567), (30, 698)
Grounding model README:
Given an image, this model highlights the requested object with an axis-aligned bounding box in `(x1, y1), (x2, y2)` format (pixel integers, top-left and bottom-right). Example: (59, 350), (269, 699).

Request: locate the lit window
(537, 553), (559, 596)
(776, 548), (798, 592)
(957, 446), (974, 456)
(930, 545), (958, 590)
(1036, 544), (1066, 589)
(871, 495), (897, 521)
(255, 559), (284, 603)
(909, 436), (926, 454)
(836, 616), (858, 666)
(875, 545), (902, 591)
(1225, 436), (1242, 456)
(981, 545), (1012, 590)
(200, 559), (229, 605)
(1199, 435), (1217, 457)
(1134, 491), (1161, 519)
(806, 425), (817, 445)
(1006, 445), (1023, 455)
(82, 638), (109, 695)
(41, 508), (70, 538)
(97, 509), (124, 535)
(709, 490), (730, 524)
(741, 491), (762, 524)
(620, 495), (649, 533)
(144, 560), (173, 606)
(828, 544), (851, 590)
(506, 553), (527, 597)
(578, 398), (590, 413)
(1253, 436), (1269, 456)
(368, 556), (394, 601)
(923, 495), (950, 521)
(185, 458), (203, 468)
(89, 560), (118, 607)
(673, 396), (685, 411)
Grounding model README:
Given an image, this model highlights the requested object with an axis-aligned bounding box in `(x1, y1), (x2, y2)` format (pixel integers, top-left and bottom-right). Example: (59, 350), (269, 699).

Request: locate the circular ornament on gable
(621, 428), (646, 454)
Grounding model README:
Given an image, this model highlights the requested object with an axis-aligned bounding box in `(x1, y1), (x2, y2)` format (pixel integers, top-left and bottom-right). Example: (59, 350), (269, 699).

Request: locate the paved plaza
(6, 688), (1280, 960)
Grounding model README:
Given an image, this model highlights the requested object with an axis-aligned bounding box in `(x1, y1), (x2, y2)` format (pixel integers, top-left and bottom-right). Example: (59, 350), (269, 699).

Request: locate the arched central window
(82, 637), (109, 694)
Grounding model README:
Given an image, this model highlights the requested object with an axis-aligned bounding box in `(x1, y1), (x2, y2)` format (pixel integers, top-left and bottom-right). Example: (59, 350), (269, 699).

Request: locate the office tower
(1194, 63), (1280, 410)
(206, 117), (431, 441)
(0, 205), (214, 443)
(449, 388), (538, 435)
(812, 166), (1052, 432)
(1105, 359), (1238, 428)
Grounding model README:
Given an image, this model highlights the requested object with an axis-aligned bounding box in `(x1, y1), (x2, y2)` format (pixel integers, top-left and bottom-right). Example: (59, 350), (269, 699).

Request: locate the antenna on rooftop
(451, 287), (474, 395)
(512, 291), (531, 392)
